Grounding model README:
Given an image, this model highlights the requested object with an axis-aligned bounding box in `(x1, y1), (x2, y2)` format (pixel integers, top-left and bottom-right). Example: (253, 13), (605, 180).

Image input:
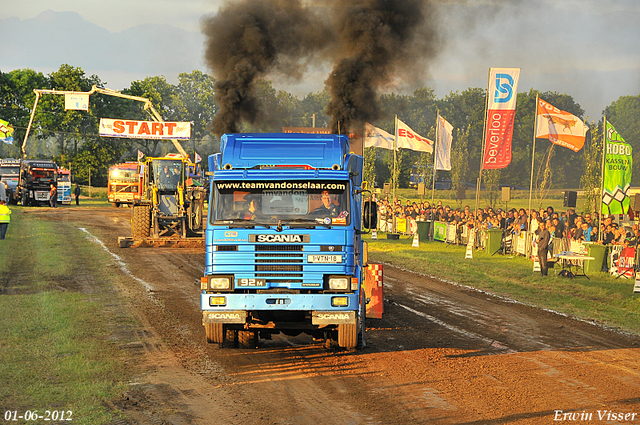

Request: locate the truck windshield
(1, 167), (19, 174)
(109, 168), (138, 183)
(28, 168), (56, 183)
(152, 160), (183, 191)
(213, 180), (350, 226)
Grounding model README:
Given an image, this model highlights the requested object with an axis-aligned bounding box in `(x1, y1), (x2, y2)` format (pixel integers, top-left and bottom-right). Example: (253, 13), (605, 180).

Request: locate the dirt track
(33, 206), (640, 424)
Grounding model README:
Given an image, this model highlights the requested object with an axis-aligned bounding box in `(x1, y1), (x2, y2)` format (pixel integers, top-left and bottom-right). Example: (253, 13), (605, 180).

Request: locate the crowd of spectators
(375, 197), (640, 247)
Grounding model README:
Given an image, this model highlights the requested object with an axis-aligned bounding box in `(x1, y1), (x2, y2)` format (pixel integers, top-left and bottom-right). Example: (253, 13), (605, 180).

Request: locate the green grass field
(0, 206), (131, 424)
(367, 233), (640, 334)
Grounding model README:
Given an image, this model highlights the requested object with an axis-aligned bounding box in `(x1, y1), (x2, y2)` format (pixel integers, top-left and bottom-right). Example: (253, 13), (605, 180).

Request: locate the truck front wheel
(204, 323), (224, 344)
(238, 330), (258, 349)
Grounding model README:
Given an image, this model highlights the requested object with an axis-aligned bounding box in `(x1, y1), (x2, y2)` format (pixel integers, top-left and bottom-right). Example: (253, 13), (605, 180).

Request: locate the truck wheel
(131, 205), (151, 238)
(112, 202), (120, 208)
(204, 323), (224, 344)
(237, 330), (258, 349)
(224, 329), (238, 348)
(338, 324), (358, 349)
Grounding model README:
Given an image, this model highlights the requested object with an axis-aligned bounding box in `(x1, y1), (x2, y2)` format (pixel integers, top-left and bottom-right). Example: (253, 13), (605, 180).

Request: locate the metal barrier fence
(376, 215), (638, 277)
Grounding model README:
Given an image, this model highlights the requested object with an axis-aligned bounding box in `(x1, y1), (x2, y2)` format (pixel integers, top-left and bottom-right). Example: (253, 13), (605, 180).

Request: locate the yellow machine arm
(21, 85), (189, 159)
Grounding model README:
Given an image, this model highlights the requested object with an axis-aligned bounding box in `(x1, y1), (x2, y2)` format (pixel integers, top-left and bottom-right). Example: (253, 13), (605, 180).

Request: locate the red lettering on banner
(165, 122), (177, 135)
(398, 129), (407, 137)
(138, 122), (151, 135)
(113, 120), (125, 134)
(125, 121), (138, 134)
(483, 109), (515, 169)
(152, 122), (163, 136)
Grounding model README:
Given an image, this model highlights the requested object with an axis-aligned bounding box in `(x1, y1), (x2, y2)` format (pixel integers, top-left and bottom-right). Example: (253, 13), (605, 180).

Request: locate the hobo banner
(602, 121), (632, 215)
(99, 118), (191, 140)
(482, 68), (520, 169)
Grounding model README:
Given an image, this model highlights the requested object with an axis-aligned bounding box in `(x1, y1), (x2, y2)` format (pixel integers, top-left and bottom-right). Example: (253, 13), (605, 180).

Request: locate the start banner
(482, 68), (520, 169)
(99, 118), (191, 140)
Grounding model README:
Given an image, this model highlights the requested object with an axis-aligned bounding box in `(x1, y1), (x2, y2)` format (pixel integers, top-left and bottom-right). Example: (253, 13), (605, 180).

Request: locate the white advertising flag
(364, 122), (395, 150)
(435, 115), (453, 171)
(396, 119), (433, 153)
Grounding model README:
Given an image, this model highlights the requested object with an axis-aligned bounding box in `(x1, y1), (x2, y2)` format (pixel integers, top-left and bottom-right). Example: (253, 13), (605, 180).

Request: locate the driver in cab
(239, 194), (260, 220)
(161, 164), (180, 188)
(312, 190), (338, 217)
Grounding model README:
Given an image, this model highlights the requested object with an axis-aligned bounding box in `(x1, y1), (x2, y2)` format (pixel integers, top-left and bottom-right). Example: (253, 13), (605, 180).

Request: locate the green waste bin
(584, 243), (606, 273)
(486, 228), (503, 255)
(417, 221), (431, 241)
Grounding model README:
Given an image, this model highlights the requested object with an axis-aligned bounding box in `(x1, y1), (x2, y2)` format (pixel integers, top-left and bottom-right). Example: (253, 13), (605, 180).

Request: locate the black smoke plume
(202, 0), (439, 136)
(202, 0), (331, 135)
(326, 0), (438, 134)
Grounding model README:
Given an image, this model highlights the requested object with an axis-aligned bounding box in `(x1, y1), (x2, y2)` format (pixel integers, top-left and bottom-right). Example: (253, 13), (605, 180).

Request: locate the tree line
(1, 64), (638, 190)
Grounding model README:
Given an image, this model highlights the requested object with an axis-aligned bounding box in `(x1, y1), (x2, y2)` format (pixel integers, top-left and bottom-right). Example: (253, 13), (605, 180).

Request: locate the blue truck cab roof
(218, 133), (350, 170)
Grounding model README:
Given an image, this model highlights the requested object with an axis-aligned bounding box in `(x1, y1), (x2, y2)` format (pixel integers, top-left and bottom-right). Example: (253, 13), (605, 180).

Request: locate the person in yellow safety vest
(0, 199), (11, 240)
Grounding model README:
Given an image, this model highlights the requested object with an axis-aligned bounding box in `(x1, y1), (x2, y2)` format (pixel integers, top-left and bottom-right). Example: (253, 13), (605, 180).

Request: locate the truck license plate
(307, 254), (342, 264)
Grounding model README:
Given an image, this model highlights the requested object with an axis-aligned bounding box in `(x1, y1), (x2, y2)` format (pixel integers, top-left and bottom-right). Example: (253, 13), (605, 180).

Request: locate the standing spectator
(567, 208), (578, 227)
(552, 216), (565, 239)
(581, 221), (594, 242)
(601, 223), (615, 245)
(530, 210), (540, 235)
(74, 183), (81, 206)
(49, 183), (58, 208)
(0, 199), (11, 240)
(516, 208), (528, 232)
(505, 209), (516, 230)
(0, 176), (6, 203)
(628, 225), (640, 247)
(537, 220), (551, 276)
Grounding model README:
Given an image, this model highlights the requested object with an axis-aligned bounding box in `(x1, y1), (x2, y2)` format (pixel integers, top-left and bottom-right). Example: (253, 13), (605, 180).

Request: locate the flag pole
(393, 115), (398, 233)
(431, 110), (439, 209)
(475, 70), (491, 219)
(528, 94), (539, 256)
(598, 116), (607, 243)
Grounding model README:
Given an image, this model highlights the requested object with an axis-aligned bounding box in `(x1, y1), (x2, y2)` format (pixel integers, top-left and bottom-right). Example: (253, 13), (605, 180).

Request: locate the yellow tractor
(131, 153), (206, 239)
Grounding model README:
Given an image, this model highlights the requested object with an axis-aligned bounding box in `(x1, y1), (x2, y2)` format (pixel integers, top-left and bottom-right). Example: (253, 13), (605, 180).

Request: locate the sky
(3, 0), (640, 122)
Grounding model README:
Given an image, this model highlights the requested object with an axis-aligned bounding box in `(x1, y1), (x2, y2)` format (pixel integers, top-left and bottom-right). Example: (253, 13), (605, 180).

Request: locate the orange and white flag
(535, 98), (588, 152)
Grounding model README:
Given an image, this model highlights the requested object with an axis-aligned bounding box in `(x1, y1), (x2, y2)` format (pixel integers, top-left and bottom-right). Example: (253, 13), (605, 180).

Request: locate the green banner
(434, 222), (447, 242)
(602, 121), (632, 215)
(0, 118), (14, 143)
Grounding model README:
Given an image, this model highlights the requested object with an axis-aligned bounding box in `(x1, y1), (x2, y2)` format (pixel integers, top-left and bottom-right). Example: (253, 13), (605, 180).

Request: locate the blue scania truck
(201, 133), (376, 349)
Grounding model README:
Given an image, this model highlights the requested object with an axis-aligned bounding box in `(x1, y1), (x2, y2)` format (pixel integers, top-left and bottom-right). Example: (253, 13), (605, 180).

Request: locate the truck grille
(255, 245), (302, 252)
(254, 244), (304, 283)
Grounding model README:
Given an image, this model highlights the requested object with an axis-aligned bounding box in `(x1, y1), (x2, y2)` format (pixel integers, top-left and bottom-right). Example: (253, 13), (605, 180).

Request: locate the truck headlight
(328, 276), (349, 291)
(207, 275), (234, 290)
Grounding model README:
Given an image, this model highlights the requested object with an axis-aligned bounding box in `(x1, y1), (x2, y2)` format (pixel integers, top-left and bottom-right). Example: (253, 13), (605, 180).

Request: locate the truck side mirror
(363, 200), (378, 230)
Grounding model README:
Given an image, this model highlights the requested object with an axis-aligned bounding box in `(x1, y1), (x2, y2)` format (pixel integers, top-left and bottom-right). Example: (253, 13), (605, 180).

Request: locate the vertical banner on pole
(412, 233), (419, 247)
(602, 121), (632, 215)
(634, 272), (640, 293)
(465, 229), (475, 259)
(482, 68), (520, 170)
(371, 229), (377, 240)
